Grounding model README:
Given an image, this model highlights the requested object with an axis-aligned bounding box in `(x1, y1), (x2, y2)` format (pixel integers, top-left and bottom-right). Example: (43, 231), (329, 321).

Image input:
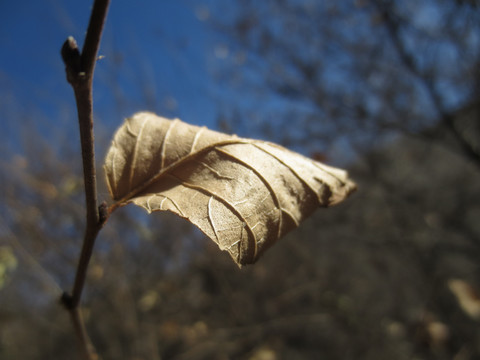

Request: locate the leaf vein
(207, 196), (220, 243)
(252, 143), (322, 204)
(191, 126), (206, 153)
(215, 146), (285, 239)
(129, 115), (150, 189)
(170, 176), (257, 262)
(160, 119), (179, 170)
(115, 139), (253, 204)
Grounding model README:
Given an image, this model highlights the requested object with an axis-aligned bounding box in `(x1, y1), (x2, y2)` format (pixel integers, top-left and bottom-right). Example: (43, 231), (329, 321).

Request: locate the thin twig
(60, 0), (111, 358)
(69, 307), (98, 360)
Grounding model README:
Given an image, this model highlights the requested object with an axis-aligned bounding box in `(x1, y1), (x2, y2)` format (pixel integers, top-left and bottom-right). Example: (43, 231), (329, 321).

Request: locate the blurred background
(1, 0), (480, 359)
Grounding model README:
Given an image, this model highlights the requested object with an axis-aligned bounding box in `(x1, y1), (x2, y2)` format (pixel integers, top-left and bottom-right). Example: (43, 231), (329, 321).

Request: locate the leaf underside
(104, 112), (356, 266)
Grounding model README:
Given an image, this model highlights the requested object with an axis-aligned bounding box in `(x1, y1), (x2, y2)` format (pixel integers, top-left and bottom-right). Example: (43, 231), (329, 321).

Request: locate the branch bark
(60, 0), (111, 359)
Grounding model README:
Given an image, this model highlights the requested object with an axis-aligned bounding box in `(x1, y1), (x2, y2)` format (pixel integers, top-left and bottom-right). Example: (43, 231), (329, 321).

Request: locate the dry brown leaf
(448, 279), (480, 321)
(104, 112), (356, 266)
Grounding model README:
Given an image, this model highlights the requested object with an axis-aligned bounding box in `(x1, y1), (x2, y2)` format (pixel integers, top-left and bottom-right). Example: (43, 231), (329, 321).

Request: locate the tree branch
(66, 304), (98, 360)
(373, 0), (480, 169)
(60, 0), (111, 358)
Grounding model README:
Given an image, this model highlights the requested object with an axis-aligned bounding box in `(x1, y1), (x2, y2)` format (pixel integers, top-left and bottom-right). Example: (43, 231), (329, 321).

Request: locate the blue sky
(2, 0), (476, 164)
(0, 0), (228, 156)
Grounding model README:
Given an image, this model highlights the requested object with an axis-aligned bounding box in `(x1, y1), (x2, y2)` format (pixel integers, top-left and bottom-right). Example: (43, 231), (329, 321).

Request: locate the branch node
(60, 292), (75, 310)
(61, 36), (82, 83)
(98, 201), (109, 224)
